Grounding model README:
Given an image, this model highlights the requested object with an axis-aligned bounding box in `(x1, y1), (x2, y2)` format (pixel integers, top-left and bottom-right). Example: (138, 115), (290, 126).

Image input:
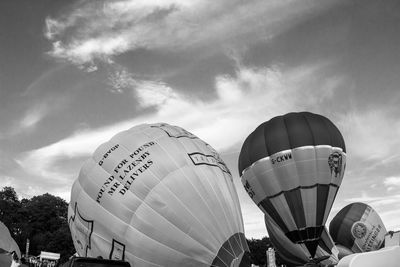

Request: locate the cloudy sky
(1, 0), (400, 239)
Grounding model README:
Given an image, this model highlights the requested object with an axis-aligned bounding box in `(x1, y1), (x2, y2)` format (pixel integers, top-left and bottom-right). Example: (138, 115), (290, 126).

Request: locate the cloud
(337, 109), (400, 161)
(383, 176), (400, 192)
(45, 0), (336, 67)
(17, 103), (49, 130)
(384, 176), (400, 187)
(16, 61), (343, 204)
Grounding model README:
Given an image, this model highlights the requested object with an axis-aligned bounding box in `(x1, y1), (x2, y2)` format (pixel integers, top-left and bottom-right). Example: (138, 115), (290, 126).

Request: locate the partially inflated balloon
(69, 123), (250, 267)
(0, 221), (20, 258)
(329, 202), (387, 253)
(238, 112), (346, 257)
(336, 244), (353, 260)
(265, 214), (339, 266)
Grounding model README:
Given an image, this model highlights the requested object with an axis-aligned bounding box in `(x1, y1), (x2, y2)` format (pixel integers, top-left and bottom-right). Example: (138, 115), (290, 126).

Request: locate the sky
(1, 0), (400, 239)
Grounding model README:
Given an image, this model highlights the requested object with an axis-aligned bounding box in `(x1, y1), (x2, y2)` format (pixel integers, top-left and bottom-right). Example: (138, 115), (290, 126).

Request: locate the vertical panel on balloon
(130, 199), (216, 265)
(124, 225), (211, 267)
(241, 167), (268, 205)
(314, 146), (334, 185)
(190, 166), (237, 242)
(283, 190), (306, 233)
(269, 195), (298, 232)
(245, 158), (278, 202)
(139, 167), (222, 252)
(316, 184), (330, 227)
(291, 146), (318, 186)
(271, 151), (298, 191)
(284, 113), (314, 149)
(322, 185), (339, 225)
(300, 187), (317, 234)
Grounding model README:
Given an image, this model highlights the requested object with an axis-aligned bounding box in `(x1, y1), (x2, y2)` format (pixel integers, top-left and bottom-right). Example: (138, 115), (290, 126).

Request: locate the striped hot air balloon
(329, 202), (387, 253)
(238, 112), (346, 258)
(69, 123), (251, 267)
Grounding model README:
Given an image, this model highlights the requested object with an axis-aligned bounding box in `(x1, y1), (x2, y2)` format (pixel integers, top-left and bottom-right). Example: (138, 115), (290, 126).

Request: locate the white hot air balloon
(68, 123), (251, 267)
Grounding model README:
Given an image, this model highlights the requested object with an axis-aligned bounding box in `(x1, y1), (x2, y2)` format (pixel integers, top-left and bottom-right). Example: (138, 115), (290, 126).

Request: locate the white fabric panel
(301, 188), (317, 228)
(270, 195), (297, 231)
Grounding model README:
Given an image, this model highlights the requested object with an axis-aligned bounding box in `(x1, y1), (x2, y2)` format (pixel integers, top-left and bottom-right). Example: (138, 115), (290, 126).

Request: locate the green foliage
(0, 186), (75, 262)
(247, 237), (273, 265)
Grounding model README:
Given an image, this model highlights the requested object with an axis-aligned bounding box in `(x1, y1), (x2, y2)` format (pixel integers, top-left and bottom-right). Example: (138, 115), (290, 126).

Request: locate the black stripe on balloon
(286, 226), (324, 258)
(316, 184), (330, 226)
(286, 226), (324, 243)
(211, 233), (250, 267)
(284, 190), (307, 231)
(238, 112), (346, 175)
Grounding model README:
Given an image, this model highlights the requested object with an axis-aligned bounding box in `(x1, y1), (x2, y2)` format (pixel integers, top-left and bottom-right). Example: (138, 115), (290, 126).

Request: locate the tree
(0, 187), (75, 262)
(22, 193), (73, 258)
(247, 237), (273, 266)
(0, 186), (23, 240)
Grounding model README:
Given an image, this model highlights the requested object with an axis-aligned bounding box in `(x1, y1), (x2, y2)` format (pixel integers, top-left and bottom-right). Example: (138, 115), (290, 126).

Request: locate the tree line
(1, 186), (286, 265)
(0, 186), (75, 263)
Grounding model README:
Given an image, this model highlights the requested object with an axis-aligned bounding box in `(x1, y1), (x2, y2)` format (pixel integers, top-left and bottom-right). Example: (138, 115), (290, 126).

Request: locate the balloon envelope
(329, 202), (387, 253)
(336, 244), (353, 260)
(69, 123), (250, 267)
(265, 214), (339, 266)
(0, 221), (20, 257)
(238, 112), (346, 257)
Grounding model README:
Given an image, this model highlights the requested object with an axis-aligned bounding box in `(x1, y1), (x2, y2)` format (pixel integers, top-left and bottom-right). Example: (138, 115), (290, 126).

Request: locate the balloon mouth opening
(212, 233), (251, 267)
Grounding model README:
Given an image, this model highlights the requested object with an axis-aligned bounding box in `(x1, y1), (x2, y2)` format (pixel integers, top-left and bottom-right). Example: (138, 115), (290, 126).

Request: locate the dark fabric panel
(304, 240), (319, 258)
(263, 115), (291, 160)
(211, 254), (228, 267)
(211, 233), (251, 267)
(267, 229), (307, 266)
(239, 251), (252, 267)
(316, 184), (330, 226)
(284, 190), (306, 230)
(229, 234), (242, 257)
(286, 226), (323, 244)
(249, 124), (269, 169)
(329, 203), (367, 249)
(304, 112), (332, 146)
(238, 137), (251, 176)
(238, 112), (346, 174)
(258, 198), (289, 233)
(284, 112), (314, 149)
(306, 227), (317, 241)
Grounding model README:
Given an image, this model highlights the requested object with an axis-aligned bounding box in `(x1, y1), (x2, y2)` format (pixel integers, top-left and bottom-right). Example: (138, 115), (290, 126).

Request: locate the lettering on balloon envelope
(188, 152), (230, 174)
(95, 123), (231, 206)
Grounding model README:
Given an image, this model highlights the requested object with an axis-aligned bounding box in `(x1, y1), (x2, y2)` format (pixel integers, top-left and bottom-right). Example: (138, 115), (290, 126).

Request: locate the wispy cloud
(338, 109), (400, 161)
(45, 0), (336, 67)
(17, 103), (49, 130)
(16, 61), (343, 202)
(384, 176), (400, 192)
